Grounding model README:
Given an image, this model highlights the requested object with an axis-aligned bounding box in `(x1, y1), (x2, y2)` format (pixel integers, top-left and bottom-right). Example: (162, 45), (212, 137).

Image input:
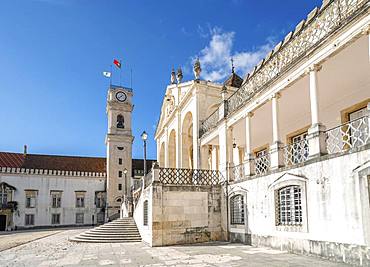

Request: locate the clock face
(116, 91), (127, 102)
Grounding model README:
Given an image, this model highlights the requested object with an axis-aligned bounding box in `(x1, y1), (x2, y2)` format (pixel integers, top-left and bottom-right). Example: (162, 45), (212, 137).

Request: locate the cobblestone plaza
(0, 229), (351, 267)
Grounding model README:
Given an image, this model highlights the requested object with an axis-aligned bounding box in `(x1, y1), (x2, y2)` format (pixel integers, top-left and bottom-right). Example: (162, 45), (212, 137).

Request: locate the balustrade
(326, 115), (369, 154)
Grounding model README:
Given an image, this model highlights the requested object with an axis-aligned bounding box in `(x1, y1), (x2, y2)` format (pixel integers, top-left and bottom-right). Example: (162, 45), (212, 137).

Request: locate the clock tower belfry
(105, 85), (134, 218)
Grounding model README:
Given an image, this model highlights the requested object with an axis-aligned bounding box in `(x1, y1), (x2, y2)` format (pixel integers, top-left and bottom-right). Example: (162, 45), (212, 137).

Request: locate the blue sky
(0, 0), (322, 160)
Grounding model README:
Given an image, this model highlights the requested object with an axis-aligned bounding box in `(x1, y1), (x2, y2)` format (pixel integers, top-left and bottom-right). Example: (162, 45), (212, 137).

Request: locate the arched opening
(159, 142), (165, 167)
(182, 112), (194, 169)
(168, 130), (176, 168)
(117, 114), (124, 129)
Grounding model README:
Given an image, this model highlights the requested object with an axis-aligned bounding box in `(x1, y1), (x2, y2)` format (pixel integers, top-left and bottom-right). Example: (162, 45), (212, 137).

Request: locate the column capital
(270, 92), (281, 100)
(243, 111), (254, 118)
(306, 64), (322, 74)
(361, 23), (370, 35)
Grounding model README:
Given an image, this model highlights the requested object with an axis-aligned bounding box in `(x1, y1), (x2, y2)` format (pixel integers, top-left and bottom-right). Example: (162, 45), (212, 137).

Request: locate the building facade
(0, 85), (151, 230)
(142, 0), (370, 264)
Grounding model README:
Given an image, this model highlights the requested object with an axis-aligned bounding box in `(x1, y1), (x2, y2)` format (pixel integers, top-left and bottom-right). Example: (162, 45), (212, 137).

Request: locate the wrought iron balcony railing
(199, 0), (368, 138)
(284, 138), (310, 166)
(159, 168), (221, 186)
(255, 153), (271, 175)
(326, 115), (369, 154)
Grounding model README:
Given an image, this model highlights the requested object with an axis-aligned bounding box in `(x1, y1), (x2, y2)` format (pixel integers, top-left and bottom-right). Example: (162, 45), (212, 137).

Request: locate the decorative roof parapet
(0, 166), (106, 178)
(200, 0), (369, 138)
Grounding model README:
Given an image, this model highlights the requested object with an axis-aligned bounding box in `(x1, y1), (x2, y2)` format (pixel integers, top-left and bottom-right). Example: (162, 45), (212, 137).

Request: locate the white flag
(103, 71), (111, 78)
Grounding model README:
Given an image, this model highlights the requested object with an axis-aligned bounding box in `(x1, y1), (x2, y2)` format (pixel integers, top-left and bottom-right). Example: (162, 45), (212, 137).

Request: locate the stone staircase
(70, 217), (141, 243)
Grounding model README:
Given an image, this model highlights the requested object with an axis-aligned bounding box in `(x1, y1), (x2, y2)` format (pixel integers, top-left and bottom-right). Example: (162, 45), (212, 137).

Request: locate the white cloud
(193, 28), (274, 82)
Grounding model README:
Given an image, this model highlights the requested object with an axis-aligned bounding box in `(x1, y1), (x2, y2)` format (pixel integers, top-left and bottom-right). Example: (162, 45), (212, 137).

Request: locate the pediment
(268, 172), (307, 190)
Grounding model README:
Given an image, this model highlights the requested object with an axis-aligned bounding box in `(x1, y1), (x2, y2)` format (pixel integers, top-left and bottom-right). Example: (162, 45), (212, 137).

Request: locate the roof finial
(231, 58), (235, 74)
(170, 67), (176, 84)
(176, 67), (183, 84)
(193, 58), (201, 80)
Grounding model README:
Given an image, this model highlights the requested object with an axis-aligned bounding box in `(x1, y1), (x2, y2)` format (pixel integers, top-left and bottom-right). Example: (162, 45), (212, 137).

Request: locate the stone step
(70, 217), (141, 243)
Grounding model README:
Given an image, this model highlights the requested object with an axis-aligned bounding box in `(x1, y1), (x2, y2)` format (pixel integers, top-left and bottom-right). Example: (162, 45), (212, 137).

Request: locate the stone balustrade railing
(200, 0), (368, 138)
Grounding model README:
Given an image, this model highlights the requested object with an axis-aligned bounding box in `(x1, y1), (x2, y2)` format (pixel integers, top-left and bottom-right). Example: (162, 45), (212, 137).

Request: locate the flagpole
(130, 68), (132, 89)
(110, 64), (112, 86)
(119, 60), (122, 86)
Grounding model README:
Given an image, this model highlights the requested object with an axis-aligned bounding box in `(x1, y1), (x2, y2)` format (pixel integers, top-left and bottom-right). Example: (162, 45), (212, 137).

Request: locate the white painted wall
(0, 173), (105, 229)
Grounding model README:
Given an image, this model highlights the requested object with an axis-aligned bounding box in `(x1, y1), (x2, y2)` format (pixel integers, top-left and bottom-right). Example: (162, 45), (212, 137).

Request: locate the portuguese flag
(113, 59), (121, 69)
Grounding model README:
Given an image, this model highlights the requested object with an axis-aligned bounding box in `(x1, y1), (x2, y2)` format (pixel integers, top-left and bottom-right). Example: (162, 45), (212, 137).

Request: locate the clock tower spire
(105, 85), (134, 219)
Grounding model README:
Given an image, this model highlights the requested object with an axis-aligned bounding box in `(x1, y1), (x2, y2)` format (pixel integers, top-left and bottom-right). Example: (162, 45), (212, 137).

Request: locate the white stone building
(137, 0), (370, 265)
(0, 85), (154, 230)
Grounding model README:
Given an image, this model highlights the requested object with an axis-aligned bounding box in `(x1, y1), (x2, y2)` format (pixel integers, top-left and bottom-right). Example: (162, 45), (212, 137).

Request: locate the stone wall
(152, 183), (225, 246)
(134, 180), (227, 246)
(228, 147), (370, 265)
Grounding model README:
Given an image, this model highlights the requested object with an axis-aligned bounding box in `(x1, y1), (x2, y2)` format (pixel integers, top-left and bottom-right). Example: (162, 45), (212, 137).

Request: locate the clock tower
(105, 85), (134, 218)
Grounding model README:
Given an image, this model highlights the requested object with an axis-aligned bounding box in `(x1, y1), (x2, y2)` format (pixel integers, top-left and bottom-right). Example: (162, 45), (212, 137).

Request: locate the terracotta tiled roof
(0, 152), (157, 175)
(223, 72), (243, 88)
(0, 152), (106, 173)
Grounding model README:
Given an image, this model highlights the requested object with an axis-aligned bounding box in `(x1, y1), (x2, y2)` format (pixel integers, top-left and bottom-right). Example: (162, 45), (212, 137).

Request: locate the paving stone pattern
(0, 229), (352, 266)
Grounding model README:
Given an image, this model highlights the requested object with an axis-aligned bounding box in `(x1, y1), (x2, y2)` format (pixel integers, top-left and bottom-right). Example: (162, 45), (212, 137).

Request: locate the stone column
(176, 112), (182, 168)
(164, 127), (170, 167)
(211, 145), (218, 170)
(243, 112), (255, 176)
(269, 93), (284, 169)
(193, 102), (200, 170)
(218, 122), (228, 183)
(307, 65), (327, 158)
(227, 127), (234, 182)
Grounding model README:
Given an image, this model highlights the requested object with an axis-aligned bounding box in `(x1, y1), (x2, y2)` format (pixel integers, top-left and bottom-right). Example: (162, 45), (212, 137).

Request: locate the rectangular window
(25, 190), (37, 208)
(277, 185), (302, 226)
(25, 214), (34, 226)
(143, 200), (148, 226)
(51, 213), (60, 225)
(95, 192), (106, 208)
(76, 213), (84, 224)
(118, 158), (122, 165)
(51, 191), (62, 208)
(230, 195), (245, 225)
(118, 184), (122, 191)
(119, 171), (122, 177)
(0, 192), (8, 205)
(75, 192), (85, 208)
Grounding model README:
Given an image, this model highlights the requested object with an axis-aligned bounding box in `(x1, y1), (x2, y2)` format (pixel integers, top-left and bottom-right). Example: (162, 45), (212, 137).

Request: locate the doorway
(0, 215), (6, 231)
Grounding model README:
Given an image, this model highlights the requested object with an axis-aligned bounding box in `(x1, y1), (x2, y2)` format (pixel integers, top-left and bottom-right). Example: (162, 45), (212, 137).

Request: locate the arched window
(143, 200), (148, 226)
(117, 114), (124, 129)
(230, 194), (244, 225)
(277, 185), (302, 226)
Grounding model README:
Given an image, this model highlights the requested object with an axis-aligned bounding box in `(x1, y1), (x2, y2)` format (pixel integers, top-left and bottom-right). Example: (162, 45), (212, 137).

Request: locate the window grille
(76, 213), (84, 224)
(25, 214), (34, 226)
(76, 192), (85, 208)
(143, 200), (148, 226)
(277, 185), (302, 226)
(118, 184), (122, 191)
(51, 192), (62, 208)
(0, 192), (8, 205)
(118, 158), (122, 165)
(230, 195), (245, 225)
(25, 190), (37, 208)
(119, 171), (122, 177)
(51, 213), (60, 224)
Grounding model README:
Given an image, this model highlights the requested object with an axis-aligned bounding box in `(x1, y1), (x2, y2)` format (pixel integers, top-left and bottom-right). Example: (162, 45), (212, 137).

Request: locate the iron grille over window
(25, 214), (34, 226)
(277, 185), (302, 226)
(230, 195), (245, 225)
(143, 200), (148, 226)
(51, 213), (60, 224)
